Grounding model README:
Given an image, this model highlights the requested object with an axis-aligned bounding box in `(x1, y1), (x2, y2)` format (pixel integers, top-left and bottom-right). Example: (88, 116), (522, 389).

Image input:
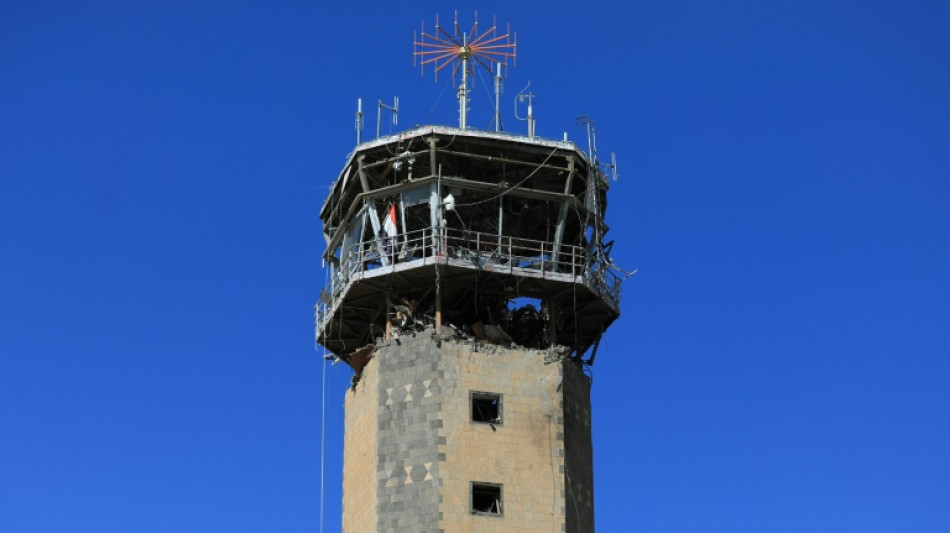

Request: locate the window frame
(470, 481), (504, 517)
(470, 391), (503, 425)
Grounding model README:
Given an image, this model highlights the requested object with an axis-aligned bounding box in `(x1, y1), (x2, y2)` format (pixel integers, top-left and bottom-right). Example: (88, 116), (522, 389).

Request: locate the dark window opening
(471, 392), (502, 425)
(471, 482), (503, 516)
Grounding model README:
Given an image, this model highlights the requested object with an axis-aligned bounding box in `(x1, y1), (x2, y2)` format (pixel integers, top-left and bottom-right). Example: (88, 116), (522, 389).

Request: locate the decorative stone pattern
(375, 334), (443, 532)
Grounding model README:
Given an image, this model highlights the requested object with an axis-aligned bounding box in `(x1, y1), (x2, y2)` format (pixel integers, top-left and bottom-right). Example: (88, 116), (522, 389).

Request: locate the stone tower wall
(342, 332), (594, 532)
(562, 358), (595, 531)
(342, 348), (379, 532)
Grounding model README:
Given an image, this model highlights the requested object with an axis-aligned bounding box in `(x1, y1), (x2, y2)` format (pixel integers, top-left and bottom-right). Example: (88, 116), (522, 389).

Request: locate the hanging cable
(428, 76), (453, 121)
(319, 347), (328, 533)
(474, 64), (498, 128)
(318, 259), (331, 533)
(454, 145), (560, 207)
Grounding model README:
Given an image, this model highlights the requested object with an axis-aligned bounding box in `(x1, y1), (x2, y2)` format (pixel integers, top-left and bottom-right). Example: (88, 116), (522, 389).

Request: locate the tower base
(342, 330), (594, 532)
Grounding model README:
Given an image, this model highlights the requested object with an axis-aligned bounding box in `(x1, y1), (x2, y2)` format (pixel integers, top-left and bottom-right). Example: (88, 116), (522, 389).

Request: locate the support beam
(439, 176), (580, 206)
(563, 156), (576, 195)
(437, 147), (573, 173)
(428, 137), (438, 176)
(385, 296), (392, 340)
(435, 266), (442, 334)
(357, 156), (370, 193)
(362, 149), (430, 171)
(551, 156), (575, 265)
(323, 175), (588, 262)
(366, 199), (391, 267)
(586, 329), (605, 365)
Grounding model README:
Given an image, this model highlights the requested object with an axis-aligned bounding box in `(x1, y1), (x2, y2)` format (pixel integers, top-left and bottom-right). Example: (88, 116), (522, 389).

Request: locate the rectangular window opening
(471, 392), (502, 425)
(471, 482), (503, 516)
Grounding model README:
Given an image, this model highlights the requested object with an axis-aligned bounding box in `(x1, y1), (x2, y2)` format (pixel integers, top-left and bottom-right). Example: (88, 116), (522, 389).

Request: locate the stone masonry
(342, 330), (595, 532)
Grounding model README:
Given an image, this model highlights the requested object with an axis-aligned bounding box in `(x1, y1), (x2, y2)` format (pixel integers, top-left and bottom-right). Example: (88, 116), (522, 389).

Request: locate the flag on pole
(383, 203), (398, 237)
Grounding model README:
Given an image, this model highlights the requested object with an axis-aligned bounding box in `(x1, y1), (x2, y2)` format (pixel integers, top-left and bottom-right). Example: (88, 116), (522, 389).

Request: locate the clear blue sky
(2, 1), (948, 531)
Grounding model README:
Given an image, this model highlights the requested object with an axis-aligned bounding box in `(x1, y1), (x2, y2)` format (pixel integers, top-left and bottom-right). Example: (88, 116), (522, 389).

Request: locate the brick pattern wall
(375, 334), (443, 532)
(343, 350), (379, 532)
(438, 342), (567, 533)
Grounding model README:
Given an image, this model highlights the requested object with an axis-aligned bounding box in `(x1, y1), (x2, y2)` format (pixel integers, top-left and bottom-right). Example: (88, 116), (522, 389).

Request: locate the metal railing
(316, 226), (621, 335)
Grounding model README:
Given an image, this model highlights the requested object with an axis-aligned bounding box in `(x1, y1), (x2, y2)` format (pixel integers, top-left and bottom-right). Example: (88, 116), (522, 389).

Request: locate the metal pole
(436, 165), (443, 333)
(459, 55), (469, 129)
(527, 95), (534, 138)
(435, 277), (442, 333)
(494, 63), (502, 132)
(497, 196), (503, 239)
(585, 121), (593, 163)
(377, 97), (399, 139)
(385, 295), (392, 340)
(356, 98), (364, 145)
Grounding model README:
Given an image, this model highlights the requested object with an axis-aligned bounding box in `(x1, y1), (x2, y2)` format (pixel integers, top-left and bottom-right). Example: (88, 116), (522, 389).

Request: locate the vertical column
(385, 296), (392, 340)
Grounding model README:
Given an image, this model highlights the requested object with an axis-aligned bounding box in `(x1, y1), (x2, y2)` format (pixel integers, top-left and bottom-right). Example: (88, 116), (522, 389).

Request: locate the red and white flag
(383, 204), (398, 237)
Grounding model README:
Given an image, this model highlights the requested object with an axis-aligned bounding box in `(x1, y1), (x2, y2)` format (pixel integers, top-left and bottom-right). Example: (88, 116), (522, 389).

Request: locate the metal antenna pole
(459, 55), (469, 129)
(577, 115), (594, 162)
(585, 120), (593, 162)
(527, 92), (535, 138)
(515, 82), (535, 138)
(377, 97), (399, 138)
(494, 63), (503, 132)
(355, 98), (364, 145)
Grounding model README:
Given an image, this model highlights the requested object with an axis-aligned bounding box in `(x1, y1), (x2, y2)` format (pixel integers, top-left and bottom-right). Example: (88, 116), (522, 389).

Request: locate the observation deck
(316, 126), (623, 364)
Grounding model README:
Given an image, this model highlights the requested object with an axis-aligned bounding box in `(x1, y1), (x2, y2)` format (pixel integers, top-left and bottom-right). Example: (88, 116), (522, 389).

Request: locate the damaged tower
(315, 13), (624, 532)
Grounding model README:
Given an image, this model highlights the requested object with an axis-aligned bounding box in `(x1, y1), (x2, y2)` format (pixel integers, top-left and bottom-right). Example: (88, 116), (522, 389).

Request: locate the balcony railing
(315, 227), (621, 336)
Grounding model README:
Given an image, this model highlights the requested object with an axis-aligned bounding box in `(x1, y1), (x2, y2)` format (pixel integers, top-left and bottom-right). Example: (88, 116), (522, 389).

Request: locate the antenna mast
(355, 98), (364, 144)
(494, 63), (503, 132)
(414, 11), (517, 130)
(516, 82), (536, 138)
(377, 97), (399, 139)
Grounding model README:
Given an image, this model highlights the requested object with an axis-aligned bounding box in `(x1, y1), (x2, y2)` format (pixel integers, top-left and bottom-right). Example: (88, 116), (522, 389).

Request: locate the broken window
(471, 392), (502, 425)
(471, 482), (503, 516)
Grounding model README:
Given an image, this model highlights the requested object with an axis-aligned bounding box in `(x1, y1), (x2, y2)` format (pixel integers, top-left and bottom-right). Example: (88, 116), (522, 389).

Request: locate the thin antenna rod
(576, 115), (596, 163)
(527, 93), (534, 138)
(459, 41), (469, 129)
(494, 63), (503, 132)
(355, 98), (364, 145)
(515, 82), (535, 138)
(377, 97), (399, 138)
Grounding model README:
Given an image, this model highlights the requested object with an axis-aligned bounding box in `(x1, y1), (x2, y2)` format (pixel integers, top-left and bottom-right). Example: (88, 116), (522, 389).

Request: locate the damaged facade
(316, 125), (624, 532)
(317, 126), (622, 367)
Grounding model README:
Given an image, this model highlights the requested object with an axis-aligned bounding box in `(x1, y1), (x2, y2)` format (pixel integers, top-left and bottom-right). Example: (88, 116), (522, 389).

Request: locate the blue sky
(1, 1), (948, 531)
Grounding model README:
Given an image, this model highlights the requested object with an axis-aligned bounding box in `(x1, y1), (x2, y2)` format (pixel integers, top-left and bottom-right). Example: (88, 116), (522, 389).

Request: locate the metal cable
(318, 353), (327, 533)
(428, 76), (453, 120)
(453, 145), (560, 207)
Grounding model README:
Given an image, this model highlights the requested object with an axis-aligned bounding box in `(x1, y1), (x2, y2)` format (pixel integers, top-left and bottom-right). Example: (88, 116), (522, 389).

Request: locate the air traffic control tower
(315, 14), (626, 532)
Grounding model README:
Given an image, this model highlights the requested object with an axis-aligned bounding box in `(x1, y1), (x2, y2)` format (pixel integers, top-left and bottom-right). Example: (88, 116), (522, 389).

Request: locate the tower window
(471, 392), (502, 424)
(471, 482), (503, 516)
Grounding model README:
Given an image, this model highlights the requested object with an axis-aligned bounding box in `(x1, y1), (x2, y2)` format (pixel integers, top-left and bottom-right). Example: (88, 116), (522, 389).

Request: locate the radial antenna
(414, 11), (517, 130)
